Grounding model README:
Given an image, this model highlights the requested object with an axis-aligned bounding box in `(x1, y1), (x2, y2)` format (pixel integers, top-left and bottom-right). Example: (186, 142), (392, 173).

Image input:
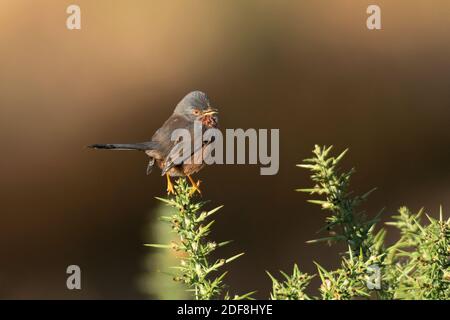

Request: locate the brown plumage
(88, 91), (219, 194)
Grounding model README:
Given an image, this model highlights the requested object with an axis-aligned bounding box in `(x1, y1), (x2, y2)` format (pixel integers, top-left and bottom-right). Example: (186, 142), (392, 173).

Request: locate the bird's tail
(87, 142), (157, 151)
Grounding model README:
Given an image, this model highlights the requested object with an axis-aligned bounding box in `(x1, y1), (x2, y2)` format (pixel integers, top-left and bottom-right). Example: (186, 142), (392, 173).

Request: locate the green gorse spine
(146, 178), (252, 300)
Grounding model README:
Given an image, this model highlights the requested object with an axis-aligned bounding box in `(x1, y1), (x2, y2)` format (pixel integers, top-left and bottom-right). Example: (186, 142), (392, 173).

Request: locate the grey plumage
(88, 142), (157, 151)
(88, 90), (218, 177)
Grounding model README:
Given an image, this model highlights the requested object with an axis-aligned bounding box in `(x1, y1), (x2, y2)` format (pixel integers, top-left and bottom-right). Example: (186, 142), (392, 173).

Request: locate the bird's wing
(153, 114), (214, 176)
(151, 114), (189, 154)
(161, 140), (206, 176)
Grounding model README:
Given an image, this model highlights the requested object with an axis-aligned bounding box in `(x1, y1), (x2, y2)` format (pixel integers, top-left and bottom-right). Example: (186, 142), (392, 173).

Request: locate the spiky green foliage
(384, 206), (450, 299)
(267, 264), (314, 300)
(146, 146), (449, 300)
(145, 178), (245, 300)
(268, 145), (449, 300)
(297, 145), (381, 258)
(297, 145), (385, 299)
(315, 248), (384, 300)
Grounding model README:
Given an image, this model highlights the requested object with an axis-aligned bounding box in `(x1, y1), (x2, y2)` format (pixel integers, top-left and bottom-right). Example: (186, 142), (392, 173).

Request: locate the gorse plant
(267, 264), (314, 300)
(297, 145), (381, 258)
(267, 145), (449, 300)
(290, 145), (386, 300)
(384, 207), (450, 299)
(146, 145), (449, 300)
(146, 178), (252, 300)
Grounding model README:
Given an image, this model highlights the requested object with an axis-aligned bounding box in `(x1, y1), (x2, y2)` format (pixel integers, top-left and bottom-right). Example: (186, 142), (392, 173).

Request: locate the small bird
(88, 91), (219, 194)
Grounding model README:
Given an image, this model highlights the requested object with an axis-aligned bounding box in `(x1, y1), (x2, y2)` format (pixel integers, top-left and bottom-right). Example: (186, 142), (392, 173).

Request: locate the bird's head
(174, 91), (219, 126)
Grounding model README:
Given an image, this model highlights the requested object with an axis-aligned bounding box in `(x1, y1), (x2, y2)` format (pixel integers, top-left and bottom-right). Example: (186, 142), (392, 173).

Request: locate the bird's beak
(202, 108), (218, 116)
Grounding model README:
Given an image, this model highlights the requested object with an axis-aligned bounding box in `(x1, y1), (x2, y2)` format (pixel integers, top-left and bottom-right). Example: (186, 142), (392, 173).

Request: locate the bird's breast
(201, 115), (218, 128)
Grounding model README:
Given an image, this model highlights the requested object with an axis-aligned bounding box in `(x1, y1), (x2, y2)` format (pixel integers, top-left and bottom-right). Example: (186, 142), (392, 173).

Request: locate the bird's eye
(192, 109), (201, 115)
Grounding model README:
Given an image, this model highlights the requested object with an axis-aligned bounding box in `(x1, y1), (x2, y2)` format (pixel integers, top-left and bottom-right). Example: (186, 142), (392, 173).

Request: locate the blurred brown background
(0, 0), (449, 299)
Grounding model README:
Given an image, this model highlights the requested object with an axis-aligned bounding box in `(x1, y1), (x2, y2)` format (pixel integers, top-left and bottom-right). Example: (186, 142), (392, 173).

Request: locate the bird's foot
(187, 175), (202, 196)
(189, 180), (202, 196)
(167, 183), (175, 195)
(166, 174), (176, 195)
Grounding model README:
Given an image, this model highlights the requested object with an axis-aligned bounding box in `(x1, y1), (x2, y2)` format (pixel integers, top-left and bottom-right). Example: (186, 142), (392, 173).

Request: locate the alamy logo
(66, 265), (81, 290)
(366, 264), (381, 290)
(169, 121), (279, 175)
(366, 5), (381, 30)
(66, 5), (81, 30)
(66, 5), (383, 32)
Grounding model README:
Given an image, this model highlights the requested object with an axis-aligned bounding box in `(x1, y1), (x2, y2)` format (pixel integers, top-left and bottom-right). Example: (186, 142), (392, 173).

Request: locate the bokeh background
(0, 0), (449, 299)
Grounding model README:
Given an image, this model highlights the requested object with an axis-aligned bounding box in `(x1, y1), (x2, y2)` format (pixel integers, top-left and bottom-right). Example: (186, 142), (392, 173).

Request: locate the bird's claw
(189, 179), (202, 196)
(167, 184), (175, 195)
(166, 173), (176, 195)
(187, 175), (202, 196)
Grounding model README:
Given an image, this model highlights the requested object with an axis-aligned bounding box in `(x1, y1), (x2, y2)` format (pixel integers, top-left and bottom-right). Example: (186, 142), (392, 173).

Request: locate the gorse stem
(294, 145), (385, 299)
(146, 178), (249, 300)
(297, 145), (381, 258)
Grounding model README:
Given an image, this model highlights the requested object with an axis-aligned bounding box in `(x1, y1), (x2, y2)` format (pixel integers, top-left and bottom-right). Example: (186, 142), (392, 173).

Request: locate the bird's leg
(187, 175), (202, 195)
(166, 173), (175, 195)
